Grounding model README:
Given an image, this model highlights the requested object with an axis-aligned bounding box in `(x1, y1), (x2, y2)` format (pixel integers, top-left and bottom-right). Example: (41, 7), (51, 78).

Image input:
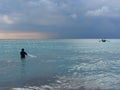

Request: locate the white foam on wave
(12, 88), (28, 90)
(12, 85), (54, 90)
(28, 54), (37, 58)
(11, 73), (120, 90)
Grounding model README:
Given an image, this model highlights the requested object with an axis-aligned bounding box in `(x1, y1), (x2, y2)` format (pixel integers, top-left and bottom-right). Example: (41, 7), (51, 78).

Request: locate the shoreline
(0, 76), (58, 90)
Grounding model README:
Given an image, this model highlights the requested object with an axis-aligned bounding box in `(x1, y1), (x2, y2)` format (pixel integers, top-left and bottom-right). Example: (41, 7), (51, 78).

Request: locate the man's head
(21, 48), (24, 51)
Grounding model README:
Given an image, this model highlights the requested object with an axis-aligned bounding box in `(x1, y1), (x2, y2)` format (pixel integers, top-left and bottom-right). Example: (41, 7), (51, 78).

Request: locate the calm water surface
(0, 39), (120, 90)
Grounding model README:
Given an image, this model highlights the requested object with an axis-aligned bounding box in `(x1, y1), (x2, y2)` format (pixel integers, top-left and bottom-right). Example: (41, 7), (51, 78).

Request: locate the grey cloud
(86, 6), (120, 17)
(84, 0), (120, 17)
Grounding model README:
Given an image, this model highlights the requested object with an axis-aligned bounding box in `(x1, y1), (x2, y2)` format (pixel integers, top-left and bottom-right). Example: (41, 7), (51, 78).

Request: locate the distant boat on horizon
(101, 39), (106, 42)
(99, 39), (109, 42)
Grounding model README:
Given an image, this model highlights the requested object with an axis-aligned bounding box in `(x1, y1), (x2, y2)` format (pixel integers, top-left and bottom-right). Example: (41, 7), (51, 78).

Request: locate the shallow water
(0, 39), (120, 90)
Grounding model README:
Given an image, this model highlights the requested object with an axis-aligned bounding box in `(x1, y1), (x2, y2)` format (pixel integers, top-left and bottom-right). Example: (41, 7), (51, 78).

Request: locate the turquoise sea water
(0, 39), (120, 90)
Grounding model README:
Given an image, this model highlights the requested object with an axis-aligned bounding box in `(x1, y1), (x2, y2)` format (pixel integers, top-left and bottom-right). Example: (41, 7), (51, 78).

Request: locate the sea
(0, 39), (120, 90)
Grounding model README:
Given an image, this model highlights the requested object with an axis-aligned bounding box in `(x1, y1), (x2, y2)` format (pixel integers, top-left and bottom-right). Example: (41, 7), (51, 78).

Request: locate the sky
(0, 0), (120, 39)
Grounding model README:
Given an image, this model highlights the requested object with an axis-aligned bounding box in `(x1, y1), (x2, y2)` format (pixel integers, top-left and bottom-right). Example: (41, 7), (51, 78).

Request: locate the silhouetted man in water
(20, 48), (27, 59)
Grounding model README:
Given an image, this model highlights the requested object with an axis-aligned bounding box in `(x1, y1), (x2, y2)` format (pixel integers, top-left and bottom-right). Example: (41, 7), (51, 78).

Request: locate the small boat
(99, 39), (109, 42)
(101, 39), (106, 42)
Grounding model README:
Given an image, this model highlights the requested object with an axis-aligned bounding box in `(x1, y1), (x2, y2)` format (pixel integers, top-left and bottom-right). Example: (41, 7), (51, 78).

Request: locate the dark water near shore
(0, 39), (120, 90)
